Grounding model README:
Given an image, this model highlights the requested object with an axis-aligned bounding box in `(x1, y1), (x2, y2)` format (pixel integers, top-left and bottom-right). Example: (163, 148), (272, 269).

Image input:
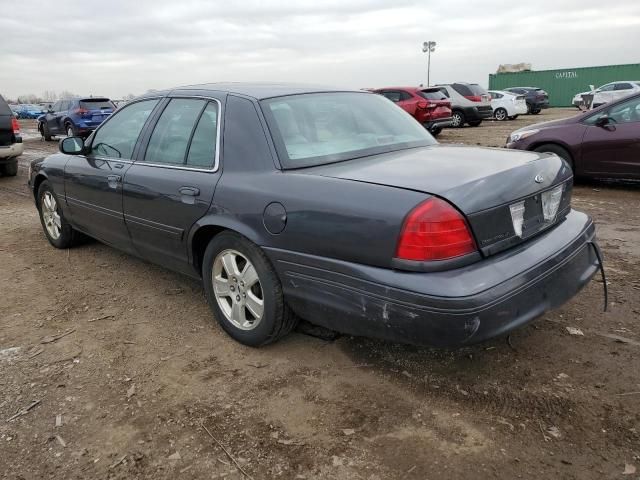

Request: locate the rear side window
(91, 99), (159, 159)
(80, 99), (115, 110)
(451, 83), (473, 96)
(380, 91), (403, 102)
(145, 99), (207, 165)
(438, 87), (450, 98)
(614, 83), (632, 91)
(186, 102), (219, 168)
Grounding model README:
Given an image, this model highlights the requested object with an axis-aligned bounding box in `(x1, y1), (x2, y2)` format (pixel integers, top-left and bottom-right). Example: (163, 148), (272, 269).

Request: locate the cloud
(1, 0), (639, 99)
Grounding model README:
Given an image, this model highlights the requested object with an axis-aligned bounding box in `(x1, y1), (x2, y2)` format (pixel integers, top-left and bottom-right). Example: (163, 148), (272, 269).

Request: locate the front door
(44, 101), (64, 135)
(581, 95), (640, 179)
(123, 98), (221, 274)
(64, 98), (160, 252)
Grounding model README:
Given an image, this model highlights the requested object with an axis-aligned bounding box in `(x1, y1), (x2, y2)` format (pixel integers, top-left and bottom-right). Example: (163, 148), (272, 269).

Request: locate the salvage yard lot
(1, 111), (639, 479)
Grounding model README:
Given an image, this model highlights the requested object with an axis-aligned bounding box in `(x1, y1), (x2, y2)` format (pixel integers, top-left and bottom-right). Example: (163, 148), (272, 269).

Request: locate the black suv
(504, 87), (549, 114)
(0, 94), (23, 176)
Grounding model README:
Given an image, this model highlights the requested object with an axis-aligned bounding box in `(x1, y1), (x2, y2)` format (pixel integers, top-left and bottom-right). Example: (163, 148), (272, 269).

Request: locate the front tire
(450, 110), (465, 128)
(202, 232), (297, 346)
(37, 181), (75, 248)
(430, 126), (442, 137)
(1, 160), (18, 177)
(41, 122), (52, 141)
(494, 108), (508, 121)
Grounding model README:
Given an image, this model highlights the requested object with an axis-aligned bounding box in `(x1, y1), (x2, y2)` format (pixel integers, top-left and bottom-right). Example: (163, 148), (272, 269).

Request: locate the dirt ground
(1, 112), (639, 479)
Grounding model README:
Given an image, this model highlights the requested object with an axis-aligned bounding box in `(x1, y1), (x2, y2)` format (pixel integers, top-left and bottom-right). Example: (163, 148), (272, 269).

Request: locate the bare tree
(42, 90), (58, 102)
(59, 90), (76, 100)
(17, 94), (41, 104)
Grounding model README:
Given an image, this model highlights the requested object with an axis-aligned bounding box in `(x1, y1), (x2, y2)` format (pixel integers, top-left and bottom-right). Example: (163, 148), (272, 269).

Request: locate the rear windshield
(80, 99), (115, 110)
(261, 92), (436, 169)
(452, 83), (487, 96)
(418, 90), (447, 100)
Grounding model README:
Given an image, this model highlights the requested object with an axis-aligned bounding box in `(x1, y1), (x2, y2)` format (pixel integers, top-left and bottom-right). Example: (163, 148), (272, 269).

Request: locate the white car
(572, 81), (640, 109)
(488, 90), (527, 121)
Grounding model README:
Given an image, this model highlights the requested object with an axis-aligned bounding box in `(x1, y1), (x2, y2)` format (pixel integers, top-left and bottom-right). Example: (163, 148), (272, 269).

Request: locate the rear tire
(1, 160), (18, 177)
(430, 126), (442, 137)
(202, 231), (297, 347)
(468, 120), (482, 127)
(37, 181), (76, 249)
(533, 144), (573, 169)
(65, 123), (76, 137)
(450, 110), (465, 128)
(494, 108), (508, 121)
(531, 109), (541, 115)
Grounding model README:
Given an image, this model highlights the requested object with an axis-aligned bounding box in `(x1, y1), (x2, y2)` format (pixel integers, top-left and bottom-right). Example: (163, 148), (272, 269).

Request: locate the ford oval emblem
(534, 174), (544, 184)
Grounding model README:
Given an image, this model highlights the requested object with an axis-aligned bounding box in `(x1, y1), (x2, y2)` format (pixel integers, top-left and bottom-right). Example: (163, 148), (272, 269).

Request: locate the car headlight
(508, 129), (539, 143)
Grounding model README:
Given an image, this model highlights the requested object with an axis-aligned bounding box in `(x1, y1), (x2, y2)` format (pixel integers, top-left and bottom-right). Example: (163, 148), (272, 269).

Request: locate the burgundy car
(373, 87), (452, 136)
(507, 92), (640, 179)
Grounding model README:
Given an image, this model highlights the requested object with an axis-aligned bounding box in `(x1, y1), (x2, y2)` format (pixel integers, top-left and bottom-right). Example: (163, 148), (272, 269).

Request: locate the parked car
(504, 87), (549, 114)
(15, 104), (46, 119)
(435, 83), (493, 127)
(29, 83), (601, 348)
(507, 92), (640, 180)
(488, 90), (528, 121)
(572, 81), (640, 109)
(37, 97), (116, 140)
(372, 86), (451, 135)
(0, 94), (23, 176)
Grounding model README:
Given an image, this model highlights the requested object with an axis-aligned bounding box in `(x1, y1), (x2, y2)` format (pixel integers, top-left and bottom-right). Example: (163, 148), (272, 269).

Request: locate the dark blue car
(28, 83), (602, 348)
(38, 97), (115, 140)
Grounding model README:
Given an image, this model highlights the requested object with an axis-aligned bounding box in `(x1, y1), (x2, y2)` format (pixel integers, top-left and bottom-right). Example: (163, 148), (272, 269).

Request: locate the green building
(488, 63), (640, 107)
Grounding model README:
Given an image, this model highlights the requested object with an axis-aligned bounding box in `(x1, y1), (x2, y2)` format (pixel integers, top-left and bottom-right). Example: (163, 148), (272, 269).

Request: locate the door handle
(114, 163), (124, 169)
(179, 186), (200, 196)
(107, 174), (122, 189)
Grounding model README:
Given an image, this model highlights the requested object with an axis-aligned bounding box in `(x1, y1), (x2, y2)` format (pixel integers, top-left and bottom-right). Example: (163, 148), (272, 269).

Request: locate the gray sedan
(29, 83), (602, 347)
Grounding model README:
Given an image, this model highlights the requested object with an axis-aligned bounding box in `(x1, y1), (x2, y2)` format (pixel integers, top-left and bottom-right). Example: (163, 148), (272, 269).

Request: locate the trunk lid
(303, 145), (573, 256)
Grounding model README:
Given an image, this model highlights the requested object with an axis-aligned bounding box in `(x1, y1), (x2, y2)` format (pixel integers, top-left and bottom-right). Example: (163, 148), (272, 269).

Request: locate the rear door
(581, 95), (640, 179)
(122, 97), (221, 274)
(64, 98), (160, 252)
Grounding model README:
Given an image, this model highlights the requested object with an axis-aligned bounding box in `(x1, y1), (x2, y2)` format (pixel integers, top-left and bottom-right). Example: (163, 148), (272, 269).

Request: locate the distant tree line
(5, 91), (137, 104)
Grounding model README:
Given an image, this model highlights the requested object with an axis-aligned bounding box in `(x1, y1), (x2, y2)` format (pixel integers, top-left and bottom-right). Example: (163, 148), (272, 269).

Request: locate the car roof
(142, 82), (362, 100)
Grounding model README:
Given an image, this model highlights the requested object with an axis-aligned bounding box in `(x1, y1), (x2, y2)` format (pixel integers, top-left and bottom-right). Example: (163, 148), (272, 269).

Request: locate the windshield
(261, 92), (436, 168)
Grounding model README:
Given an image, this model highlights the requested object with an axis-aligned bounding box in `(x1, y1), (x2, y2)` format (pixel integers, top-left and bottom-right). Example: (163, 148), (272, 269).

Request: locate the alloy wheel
(66, 126), (74, 137)
(212, 249), (264, 330)
(41, 191), (62, 240)
(451, 113), (462, 127)
(495, 108), (507, 121)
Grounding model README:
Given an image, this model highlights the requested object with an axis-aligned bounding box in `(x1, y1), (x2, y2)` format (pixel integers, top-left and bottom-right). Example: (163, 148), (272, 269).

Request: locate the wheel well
(32, 174), (47, 203)
(529, 142), (575, 170)
(191, 225), (228, 274)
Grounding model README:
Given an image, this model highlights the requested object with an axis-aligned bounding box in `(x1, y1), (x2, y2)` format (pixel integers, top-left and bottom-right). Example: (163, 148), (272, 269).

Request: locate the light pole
(422, 41), (436, 86)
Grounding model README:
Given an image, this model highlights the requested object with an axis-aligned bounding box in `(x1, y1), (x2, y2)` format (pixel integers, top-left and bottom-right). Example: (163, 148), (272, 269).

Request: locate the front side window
(262, 92), (436, 169)
(598, 84), (615, 92)
(91, 99), (159, 159)
(607, 96), (640, 124)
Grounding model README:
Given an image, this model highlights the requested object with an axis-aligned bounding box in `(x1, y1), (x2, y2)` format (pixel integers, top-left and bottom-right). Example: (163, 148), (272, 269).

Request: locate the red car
(373, 87), (452, 136)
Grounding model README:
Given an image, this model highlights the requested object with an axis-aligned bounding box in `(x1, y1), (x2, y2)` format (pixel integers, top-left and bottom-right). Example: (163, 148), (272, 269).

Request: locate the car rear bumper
(423, 117), (452, 130)
(462, 105), (493, 121)
(529, 100), (550, 110)
(0, 141), (24, 160)
(265, 209), (600, 347)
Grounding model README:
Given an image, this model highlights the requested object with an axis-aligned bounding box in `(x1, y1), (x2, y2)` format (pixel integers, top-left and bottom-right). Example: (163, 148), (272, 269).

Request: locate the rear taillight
(11, 118), (20, 134)
(74, 108), (89, 115)
(417, 101), (428, 109)
(464, 95), (482, 102)
(395, 197), (477, 261)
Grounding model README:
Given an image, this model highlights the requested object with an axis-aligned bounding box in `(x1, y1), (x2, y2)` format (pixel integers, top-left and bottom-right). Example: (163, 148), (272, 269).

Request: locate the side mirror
(595, 115), (610, 127)
(59, 136), (86, 155)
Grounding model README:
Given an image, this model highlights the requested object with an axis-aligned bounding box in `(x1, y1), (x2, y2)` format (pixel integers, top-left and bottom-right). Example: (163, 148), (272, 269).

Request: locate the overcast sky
(2, 0), (639, 100)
